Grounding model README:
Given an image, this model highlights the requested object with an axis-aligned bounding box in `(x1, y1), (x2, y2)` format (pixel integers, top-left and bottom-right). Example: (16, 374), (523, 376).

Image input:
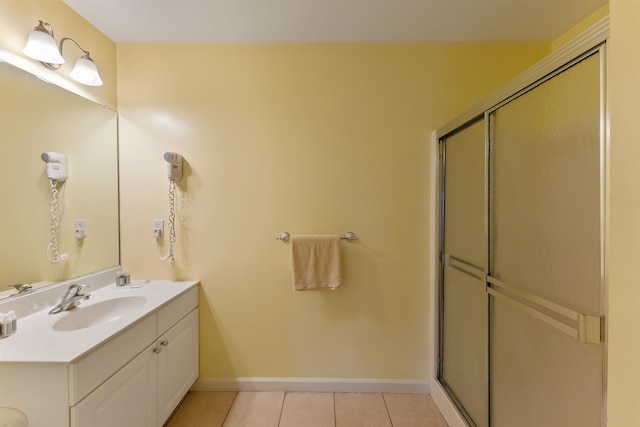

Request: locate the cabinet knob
(161, 339), (169, 347)
(153, 344), (162, 354)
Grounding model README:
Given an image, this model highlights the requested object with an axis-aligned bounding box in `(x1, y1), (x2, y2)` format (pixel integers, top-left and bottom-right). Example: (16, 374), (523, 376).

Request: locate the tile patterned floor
(166, 391), (448, 426)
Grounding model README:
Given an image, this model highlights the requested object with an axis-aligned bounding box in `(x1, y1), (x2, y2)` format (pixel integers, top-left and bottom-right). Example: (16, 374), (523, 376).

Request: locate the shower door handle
(487, 276), (602, 344)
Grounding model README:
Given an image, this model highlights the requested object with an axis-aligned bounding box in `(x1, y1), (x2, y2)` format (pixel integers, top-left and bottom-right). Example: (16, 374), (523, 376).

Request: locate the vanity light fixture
(23, 20), (103, 87)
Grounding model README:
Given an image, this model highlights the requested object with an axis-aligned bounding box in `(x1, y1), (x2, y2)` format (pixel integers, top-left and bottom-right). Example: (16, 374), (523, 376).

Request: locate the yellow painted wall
(607, 0), (640, 425)
(0, 0), (117, 109)
(117, 43), (549, 380)
(552, 3), (609, 51)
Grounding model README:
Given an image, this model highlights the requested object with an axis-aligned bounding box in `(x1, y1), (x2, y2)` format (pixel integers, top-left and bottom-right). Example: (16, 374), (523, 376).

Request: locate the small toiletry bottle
(116, 270), (126, 286)
(0, 313), (12, 337)
(8, 310), (17, 334)
(117, 270), (131, 286)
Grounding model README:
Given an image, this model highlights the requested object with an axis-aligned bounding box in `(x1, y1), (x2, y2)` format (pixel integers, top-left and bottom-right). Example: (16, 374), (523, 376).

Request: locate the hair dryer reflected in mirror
(163, 151), (183, 182)
(41, 151), (69, 264)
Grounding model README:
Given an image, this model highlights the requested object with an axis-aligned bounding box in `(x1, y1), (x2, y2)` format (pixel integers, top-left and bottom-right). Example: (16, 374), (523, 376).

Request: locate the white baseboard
(192, 377), (430, 394)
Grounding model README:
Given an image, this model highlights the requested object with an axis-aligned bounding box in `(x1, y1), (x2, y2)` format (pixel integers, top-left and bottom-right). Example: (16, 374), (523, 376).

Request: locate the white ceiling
(63, 0), (607, 43)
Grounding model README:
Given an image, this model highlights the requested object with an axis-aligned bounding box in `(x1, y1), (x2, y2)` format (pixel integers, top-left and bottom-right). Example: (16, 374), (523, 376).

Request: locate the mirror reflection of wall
(0, 60), (119, 297)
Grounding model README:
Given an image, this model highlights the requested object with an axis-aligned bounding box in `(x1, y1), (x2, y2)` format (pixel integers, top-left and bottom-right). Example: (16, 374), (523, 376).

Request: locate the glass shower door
(439, 119), (487, 427)
(488, 50), (604, 427)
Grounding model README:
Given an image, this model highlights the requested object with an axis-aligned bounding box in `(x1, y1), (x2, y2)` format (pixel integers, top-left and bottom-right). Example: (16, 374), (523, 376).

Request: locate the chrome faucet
(49, 283), (91, 315)
(7, 284), (33, 295)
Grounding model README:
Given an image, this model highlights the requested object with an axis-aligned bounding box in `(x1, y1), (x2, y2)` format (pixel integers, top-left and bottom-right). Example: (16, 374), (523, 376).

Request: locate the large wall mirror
(0, 60), (119, 298)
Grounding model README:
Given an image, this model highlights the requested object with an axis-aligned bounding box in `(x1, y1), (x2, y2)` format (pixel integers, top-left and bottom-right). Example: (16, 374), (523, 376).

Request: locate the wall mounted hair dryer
(41, 151), (68, 182)
(164, 152), (183, 182)
(159, 151), (184, 267)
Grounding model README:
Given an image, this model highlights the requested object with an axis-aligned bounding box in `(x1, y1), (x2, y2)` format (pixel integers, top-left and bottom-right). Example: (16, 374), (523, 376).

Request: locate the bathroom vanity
(0, 273), (199, 427)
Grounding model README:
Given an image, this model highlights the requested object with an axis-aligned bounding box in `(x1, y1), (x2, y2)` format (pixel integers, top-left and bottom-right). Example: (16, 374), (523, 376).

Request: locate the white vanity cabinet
(0, 278), (199, 427)
(71, 287), (199, 427)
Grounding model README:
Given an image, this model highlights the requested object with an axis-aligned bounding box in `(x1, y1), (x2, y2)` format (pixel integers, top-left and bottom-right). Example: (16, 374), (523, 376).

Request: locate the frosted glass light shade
(23, 30), (65, 64)
(70, 56), (103, 86)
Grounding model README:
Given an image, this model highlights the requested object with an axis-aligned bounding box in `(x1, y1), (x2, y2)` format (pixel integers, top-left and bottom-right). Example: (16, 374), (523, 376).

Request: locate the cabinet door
(157, 308), (199, 424)
(72, 343), (157, 427)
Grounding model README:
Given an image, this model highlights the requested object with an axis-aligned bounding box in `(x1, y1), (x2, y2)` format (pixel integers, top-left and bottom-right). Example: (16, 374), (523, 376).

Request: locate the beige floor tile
(334, 393), (392, 427)
(166, 391), (236, 427)
(279, 392), (335, 427)
(223, 391), (286, 427)
(383, 393), (448, 427)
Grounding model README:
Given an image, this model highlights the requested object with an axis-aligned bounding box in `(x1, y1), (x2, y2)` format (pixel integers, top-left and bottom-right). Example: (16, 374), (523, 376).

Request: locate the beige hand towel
(290, 235), (342, 290)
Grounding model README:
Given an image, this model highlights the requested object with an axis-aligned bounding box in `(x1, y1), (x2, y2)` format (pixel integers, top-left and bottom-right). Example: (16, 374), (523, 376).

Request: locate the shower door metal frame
(437, 115), (489, 427)
(435, 40), (609, 427)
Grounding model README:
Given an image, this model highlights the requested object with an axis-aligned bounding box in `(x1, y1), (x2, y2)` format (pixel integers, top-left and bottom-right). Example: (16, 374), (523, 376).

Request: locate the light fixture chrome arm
(36, 20), (55, 38)
(41, 37), (90, 71)
(60, 37), (90, 56)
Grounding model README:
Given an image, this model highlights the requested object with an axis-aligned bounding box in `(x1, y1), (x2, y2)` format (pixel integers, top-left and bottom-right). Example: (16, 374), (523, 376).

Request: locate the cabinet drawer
(69, 314), (156, 405)
(157, 287), (198, 336)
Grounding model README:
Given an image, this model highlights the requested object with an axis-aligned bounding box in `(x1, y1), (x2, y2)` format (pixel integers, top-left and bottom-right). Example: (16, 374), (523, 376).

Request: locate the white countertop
(0, 280), (198, 363)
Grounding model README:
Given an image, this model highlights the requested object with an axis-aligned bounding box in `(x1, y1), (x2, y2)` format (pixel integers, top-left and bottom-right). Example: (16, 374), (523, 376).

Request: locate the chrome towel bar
(276, 232), (358, 242)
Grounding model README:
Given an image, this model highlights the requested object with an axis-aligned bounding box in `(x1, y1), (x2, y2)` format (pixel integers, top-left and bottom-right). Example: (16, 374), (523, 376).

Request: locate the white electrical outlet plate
(153, 219), (164, 239)
(75, 219), (87, 239)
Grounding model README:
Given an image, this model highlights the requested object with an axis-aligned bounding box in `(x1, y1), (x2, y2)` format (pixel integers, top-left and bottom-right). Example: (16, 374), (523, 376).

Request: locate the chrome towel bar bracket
(276, 232), (358, 242)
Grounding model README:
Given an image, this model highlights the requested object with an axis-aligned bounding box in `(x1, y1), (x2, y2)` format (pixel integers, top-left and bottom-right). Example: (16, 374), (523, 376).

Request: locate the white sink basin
(52, 296), (147, 331)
